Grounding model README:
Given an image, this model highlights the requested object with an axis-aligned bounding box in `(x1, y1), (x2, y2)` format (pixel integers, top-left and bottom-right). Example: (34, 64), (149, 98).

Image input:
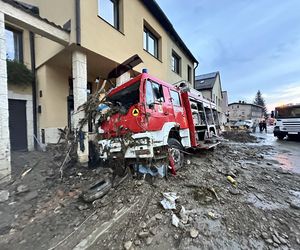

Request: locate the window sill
(97, 15), (125, 36)
(143, 49), (162, 63)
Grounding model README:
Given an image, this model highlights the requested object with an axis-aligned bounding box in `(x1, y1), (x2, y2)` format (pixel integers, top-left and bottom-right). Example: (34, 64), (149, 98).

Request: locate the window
(170, 90), (181, 106)
(5, 27), (23, 62)
(146, 80), (154, 106)
(171, 51), (181, 74)
(146, 80), (164, 106)
(143, 28), (158, 58)
(106, 81), (140, 110)
(98, 0), (119, 29)
(187, 65), (192, 82)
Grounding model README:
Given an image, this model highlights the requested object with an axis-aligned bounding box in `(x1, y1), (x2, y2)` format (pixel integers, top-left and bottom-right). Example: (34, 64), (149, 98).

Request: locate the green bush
(7, 59), (33, 86)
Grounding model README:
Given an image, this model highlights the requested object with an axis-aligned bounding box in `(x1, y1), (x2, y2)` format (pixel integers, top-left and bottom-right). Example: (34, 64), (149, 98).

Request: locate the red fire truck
(97, 71), (220, 172)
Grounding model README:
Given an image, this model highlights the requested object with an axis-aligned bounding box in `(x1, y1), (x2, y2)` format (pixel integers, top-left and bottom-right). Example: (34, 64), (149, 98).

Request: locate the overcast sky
(156, 0), (300, 111)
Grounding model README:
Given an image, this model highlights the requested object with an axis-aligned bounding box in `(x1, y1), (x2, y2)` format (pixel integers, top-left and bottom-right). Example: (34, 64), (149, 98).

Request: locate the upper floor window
(143, 28), (158, 58)
(5, 27), (23, 62)
(171, 51), (181, 75)
(98, 0), (119, 29)
(187, 65), (192, 82)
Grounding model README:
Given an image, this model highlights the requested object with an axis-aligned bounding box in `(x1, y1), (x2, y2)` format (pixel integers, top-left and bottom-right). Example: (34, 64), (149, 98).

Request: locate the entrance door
(9, 99), (28, 151)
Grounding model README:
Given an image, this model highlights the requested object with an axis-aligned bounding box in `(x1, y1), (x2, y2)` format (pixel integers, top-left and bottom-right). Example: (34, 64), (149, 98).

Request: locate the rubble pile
(0, 140), (300, 249)
(222, 130), (258, 143)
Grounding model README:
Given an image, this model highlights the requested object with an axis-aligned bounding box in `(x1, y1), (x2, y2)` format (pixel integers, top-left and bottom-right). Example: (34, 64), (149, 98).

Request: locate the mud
(222, 130), (258, 143)
(0, 136), (300, 250)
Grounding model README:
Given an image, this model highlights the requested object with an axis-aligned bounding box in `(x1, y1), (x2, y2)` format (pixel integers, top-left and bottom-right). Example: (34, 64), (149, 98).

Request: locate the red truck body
(98, 72), (219, 161)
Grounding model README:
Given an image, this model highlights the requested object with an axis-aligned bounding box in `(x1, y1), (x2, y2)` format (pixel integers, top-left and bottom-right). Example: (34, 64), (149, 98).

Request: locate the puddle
(247, 193), (287, 210)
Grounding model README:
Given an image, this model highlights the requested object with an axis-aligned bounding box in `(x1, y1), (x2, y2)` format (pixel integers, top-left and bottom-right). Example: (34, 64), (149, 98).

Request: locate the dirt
(0, 134), (300, 250)
(222, 130), (258, 143)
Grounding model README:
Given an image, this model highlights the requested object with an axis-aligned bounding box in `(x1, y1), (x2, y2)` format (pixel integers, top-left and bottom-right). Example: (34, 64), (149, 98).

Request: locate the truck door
(145, 79), (169, 131)
(170, 89), (188, 129)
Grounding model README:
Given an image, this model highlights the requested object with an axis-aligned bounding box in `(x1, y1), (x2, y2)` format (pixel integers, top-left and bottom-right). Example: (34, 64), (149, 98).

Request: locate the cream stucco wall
(36, 64), (69, 143)
(21, 0), (76, 67)
(211, 74), (223, 113)
(80, 0), (195, 84)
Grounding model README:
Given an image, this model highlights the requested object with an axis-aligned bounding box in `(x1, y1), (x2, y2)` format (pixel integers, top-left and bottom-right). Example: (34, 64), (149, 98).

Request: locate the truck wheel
(168, 138), (184, 171)
(277, 135), (285, 140)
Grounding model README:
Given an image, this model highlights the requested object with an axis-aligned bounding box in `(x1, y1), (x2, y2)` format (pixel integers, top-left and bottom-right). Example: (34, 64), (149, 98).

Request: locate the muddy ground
(0, 131), (300, 250)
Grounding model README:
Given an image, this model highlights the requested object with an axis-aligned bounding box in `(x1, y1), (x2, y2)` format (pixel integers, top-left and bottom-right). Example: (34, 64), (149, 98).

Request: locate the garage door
(8, 99), (28, 151)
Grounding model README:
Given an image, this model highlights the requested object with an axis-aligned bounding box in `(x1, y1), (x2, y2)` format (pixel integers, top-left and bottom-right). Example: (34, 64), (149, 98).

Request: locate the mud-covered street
(0, 130), (300, 250)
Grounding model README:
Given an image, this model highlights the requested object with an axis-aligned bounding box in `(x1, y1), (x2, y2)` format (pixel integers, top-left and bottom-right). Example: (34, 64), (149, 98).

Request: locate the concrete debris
(77, 204), (89, 211)
(0, 190), (9, 202)
(124, 241), (132, 250)
(180, 206), (188, 224)
(290, 199), (300, 210)
(272, 235), (281, 244)
(134, 240), (141, 246)
(207, 211), (217, 220)
(145, 237), (153, 245)
(139, 221), (147, 229)
(160, 192), (178, 210)
(138, 231), (150, 238)
(16, 185), (29, 194)
(155, 213), (163, 220)
(190, 228), (199, 238)
(172, 213), (180, 227)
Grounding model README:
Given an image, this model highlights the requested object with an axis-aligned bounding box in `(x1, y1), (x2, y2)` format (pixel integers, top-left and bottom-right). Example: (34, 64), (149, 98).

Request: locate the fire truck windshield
(276, 106), (300, 119)
(107, 81), (140, 110)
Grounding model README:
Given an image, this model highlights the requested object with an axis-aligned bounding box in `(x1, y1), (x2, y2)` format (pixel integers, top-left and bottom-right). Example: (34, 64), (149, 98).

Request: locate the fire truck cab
(98, 72), (220, 169)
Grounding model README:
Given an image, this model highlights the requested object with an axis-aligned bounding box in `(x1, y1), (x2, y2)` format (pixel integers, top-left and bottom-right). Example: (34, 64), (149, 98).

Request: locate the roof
(2, 0), (69, 32)
(140, 0), (198, 63)
(228, 102), (264, 109)
(195, 72), (219, 90)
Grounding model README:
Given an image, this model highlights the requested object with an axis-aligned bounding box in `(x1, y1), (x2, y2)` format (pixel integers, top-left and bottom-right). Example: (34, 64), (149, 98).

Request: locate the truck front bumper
(98, 132), (161, 159)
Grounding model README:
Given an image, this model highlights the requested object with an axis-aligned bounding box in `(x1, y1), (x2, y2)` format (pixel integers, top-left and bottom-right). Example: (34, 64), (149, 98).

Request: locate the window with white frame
(143, 28), (159, 58)
(98, 0), (119, 29)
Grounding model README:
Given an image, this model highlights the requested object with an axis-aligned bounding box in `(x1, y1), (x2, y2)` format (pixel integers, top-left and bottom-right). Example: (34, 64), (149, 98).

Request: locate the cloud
(156, 0), (300, 110)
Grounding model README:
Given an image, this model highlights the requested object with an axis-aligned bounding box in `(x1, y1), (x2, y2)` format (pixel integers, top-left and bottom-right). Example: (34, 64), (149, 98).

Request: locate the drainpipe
(75, 0), (81, 45)
(193, 61), (199, 89)
(30, 31), (37, 149)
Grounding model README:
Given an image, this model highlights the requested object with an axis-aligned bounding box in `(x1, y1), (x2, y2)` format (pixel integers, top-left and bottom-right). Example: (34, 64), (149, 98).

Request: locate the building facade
(0, 0), (197, 181)
(195, 72), (224, 124)
(228, 102), (263, 123)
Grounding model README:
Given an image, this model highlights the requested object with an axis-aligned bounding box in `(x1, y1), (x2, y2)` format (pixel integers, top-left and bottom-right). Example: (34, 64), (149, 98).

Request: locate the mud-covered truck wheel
(168, 138), (184, 171)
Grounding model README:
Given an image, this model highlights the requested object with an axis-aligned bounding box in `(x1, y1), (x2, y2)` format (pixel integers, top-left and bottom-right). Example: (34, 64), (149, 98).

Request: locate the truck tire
(168, 138), (184, 171)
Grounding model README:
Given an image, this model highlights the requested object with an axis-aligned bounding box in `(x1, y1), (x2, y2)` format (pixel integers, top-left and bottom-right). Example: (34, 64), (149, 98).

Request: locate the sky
(156, 0), (300, 111)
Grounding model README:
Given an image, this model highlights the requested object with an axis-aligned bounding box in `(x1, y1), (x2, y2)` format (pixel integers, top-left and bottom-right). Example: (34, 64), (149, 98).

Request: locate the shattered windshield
(107, 81), (140, 110)
(276, 106), (300, 118)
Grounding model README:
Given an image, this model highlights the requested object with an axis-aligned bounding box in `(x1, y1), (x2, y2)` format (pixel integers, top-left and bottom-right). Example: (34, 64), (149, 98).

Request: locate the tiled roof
(195, 72), (219, 90)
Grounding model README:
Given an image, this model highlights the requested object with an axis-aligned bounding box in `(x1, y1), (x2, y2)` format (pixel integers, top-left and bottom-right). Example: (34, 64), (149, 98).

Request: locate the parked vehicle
(231, 120), (253, 129)
(273, 104), (300, 140)
(97, 71), (220, 171)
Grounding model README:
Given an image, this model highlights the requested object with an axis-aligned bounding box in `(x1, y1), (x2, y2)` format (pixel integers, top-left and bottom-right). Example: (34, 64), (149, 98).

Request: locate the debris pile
(222, 130), (257, 143)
